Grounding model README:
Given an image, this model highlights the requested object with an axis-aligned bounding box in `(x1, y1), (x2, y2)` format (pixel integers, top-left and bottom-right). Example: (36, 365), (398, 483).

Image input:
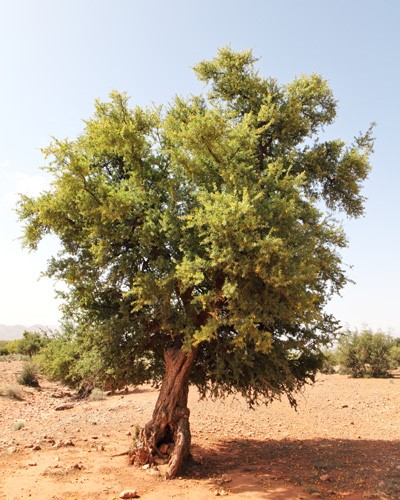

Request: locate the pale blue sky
(0, 0), (399, 334)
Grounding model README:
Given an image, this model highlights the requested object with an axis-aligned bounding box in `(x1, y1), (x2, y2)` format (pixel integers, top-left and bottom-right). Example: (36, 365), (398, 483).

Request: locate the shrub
(17, 362), (40, 387)
(37, 320), (142, 392)
(13, 419), (26, 430)
(389, 344), (400, 368)
(338, 329), (395, 378)
(88, 387), (105, 401)
(0, 341), (10, 356)
(0, 385), (25, 400)
(319, 349), (338, 374)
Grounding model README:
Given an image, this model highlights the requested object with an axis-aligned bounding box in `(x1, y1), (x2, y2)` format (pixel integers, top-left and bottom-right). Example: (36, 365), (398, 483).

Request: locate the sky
(0, 0), (399, 334)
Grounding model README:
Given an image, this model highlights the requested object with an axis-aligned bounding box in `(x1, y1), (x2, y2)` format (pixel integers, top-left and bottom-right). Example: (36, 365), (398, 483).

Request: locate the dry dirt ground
(0, 360), (399, 500)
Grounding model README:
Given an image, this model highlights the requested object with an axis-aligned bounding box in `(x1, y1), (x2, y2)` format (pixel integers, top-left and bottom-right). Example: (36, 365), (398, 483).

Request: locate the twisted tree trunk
(129, 346), (197, 479)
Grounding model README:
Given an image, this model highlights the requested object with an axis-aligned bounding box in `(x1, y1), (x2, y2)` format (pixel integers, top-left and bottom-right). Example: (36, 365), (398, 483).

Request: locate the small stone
(54, 403), (74, 411)
(7, 446), (16, 454)
(214, 489), (228, 496)
(119, 489), (138, 498)
(125, 431), (132, 436)
(146, 467), (161, 477)
(141, 464), (150, 470)
(28, 461), (37, 466)
(320, 474), (330, 482)
(32, 444), (41, 451)
(97, 445), (105, 451)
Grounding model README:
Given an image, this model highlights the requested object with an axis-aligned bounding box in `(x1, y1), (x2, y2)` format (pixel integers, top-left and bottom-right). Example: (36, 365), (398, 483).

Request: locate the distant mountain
(0, 324), (55, 341)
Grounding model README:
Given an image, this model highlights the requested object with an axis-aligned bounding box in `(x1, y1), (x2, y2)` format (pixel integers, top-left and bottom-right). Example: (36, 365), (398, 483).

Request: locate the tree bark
(129, 346), (197, 479)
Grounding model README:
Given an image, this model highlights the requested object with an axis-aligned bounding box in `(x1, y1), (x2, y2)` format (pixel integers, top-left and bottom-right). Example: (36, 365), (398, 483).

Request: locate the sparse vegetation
(0, 385), (25, 400)
(88, 387), (105, 401)
(13, 419), (26, 431)
(17, 361), (40, 387)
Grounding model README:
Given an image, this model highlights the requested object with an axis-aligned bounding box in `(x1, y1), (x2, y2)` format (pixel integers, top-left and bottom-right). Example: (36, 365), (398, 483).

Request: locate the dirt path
(0, 361), (399, 499)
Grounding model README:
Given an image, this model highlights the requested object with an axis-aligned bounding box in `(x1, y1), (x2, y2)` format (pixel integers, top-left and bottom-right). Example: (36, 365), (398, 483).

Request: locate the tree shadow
(187, 437), (400, 499)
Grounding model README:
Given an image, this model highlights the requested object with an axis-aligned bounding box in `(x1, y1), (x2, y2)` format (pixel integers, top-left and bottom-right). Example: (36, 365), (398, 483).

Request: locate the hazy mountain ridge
(0, 324), (55, 341)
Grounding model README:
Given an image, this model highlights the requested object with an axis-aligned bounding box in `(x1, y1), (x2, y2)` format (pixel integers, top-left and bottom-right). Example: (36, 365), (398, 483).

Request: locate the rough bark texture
(129, 347), (197, 479)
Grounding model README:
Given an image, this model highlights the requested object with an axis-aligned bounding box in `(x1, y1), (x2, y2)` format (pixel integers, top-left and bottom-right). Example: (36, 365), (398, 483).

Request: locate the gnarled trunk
(129, 346), (197, 479)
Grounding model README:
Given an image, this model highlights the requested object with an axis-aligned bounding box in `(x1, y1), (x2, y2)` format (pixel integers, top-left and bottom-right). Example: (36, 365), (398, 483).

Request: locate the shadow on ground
(186, 438), (400, 499)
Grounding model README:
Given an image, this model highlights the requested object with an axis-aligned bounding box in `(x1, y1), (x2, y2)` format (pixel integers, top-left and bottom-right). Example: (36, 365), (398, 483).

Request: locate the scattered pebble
(119, 489), (138, 498)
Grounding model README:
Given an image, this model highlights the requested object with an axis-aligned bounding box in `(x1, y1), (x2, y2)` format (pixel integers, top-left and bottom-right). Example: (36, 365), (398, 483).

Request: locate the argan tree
(18, 48), (373, 478)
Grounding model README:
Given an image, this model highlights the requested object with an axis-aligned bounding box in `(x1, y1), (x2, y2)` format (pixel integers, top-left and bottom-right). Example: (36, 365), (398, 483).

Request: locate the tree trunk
(129, 346), (197, 479)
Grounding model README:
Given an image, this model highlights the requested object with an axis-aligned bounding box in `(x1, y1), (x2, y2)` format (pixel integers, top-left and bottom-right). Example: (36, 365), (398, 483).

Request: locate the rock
(7, 446), (16, 454)
(54, 403), (74, 411)
(146, 467), (161, 477)
(71, 463), (84, 470)
(141, 464), (150, 470)
(125, 431), (132, 436)
(119, 489), (138, 498)
(32, 444), (41, 451)
(319, 474), (330, 482)
(28, 461), (37, 466)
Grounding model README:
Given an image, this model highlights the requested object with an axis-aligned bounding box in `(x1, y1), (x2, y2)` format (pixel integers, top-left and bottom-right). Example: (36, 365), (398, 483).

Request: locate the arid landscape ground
(0, 360), (399, 500)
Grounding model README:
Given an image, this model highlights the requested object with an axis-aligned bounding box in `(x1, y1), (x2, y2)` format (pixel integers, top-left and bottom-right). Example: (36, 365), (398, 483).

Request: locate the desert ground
(0, 360), (399, 500)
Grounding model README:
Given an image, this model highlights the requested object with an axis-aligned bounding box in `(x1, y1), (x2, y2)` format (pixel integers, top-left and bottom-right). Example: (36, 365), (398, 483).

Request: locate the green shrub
(0, 341), (11, 356)
(389, 344), (400, 368)
(319, 349), (338, 374)
(37, 320), (145, 392)
(338, 329), (395, 378)
(17, 362), (40, 387)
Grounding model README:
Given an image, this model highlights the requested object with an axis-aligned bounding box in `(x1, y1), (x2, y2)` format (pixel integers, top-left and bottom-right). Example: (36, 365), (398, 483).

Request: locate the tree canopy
(18, 47), (373, 477)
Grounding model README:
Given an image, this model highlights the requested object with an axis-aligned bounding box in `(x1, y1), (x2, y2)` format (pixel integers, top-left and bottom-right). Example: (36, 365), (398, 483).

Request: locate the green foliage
(37, 321), (144, 390)
(389, 342), (400, 368)
(17, 48), (373, 406)
(17, 362), (40, 387)
(8, 331), (50, 358)
(319, 349), (338, 374)
(0, 341), (11, 356)
(338, 329), (396, 378)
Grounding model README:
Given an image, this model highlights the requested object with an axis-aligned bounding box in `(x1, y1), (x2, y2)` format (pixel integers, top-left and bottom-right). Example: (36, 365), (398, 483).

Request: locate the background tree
(18, 47), (373, 478)
(8, 330), (49, 358)
(338, 328), (397, 377)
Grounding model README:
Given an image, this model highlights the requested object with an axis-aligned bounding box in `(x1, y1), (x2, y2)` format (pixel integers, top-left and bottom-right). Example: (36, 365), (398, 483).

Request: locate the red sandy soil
(0, 360), (399, 500)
